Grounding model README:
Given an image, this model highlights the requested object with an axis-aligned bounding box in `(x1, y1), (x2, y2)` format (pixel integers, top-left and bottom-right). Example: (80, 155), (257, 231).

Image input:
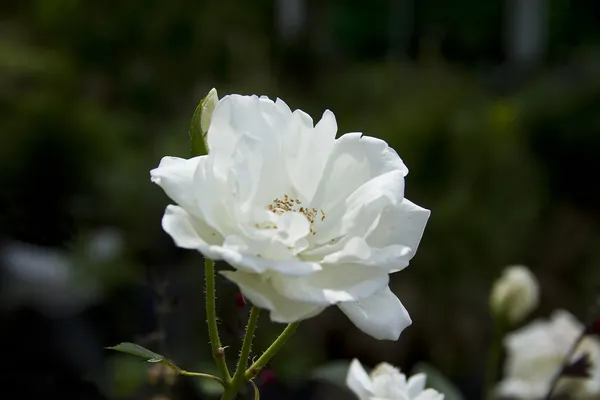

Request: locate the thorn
(215, 347), (227, 356)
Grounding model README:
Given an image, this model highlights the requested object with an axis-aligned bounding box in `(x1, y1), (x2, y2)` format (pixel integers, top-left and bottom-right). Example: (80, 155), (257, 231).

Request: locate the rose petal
(408, 373), (427, 398)
(161, 205), (224, 260)
(151, 156), (204, 216)
(220, 270), (324, 322)
(346, 359), (373, 400)
(271, 264), (389, 304)
(338, 286), (411, 340)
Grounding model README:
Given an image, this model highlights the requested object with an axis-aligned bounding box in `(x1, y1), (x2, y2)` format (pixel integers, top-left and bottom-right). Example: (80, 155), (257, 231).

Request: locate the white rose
(490, 265), (539, 324)
(151, 94), (430, 340)
(346, 358), (444, 400)
(497, 309), (600, 399)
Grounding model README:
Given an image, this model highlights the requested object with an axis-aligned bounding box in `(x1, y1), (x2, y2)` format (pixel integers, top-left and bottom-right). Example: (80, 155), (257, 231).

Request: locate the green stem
(205, 258), (231, 382)
(244, 322), (299, 380)
(236, 306), (261, 379)
(221, 306), (261, 400)
(484, 317), (507, 400)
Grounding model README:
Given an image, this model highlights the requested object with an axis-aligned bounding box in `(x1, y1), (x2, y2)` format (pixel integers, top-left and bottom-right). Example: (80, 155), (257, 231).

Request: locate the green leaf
(106, 342), (166, 364)
(189, 88), (218, 156)
(412, 362), (465, 400)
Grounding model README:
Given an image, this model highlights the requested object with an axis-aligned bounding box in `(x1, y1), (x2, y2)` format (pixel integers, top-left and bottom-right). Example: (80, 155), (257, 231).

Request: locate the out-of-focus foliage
(2, 1), (600, 399)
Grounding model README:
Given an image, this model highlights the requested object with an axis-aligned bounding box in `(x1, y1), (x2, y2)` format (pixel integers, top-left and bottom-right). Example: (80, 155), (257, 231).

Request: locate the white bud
(490, 265), (539, 324)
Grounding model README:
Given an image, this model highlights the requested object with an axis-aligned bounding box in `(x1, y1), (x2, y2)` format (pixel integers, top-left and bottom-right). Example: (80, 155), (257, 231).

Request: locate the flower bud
(200, 88), (218, 136)
(189, 88), (218, 156)
(259, 369), (276, 386)
(490, 265), (539, 324)
(235, 291), (246, 309)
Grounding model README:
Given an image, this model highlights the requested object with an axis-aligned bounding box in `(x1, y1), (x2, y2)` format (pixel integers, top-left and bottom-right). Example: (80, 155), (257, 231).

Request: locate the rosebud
(190, 88), (218, 156)
(590, 317), (600, 336)
(200, 88), (218, 136)
(235, 292), (246, 309)
(490, 265), (539, 324)
(259, 369), (276, 386)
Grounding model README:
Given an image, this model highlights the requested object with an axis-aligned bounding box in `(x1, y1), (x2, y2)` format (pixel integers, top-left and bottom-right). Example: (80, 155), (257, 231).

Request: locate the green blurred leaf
(196, 378), (224, 396)
(189, 88), (218, 156)
(189, 361), (224, 396)
(106, 342), (166, 363)
(107, 354), (149, 397)
(412, 362), (465, 400)
(311, 360), (352, 388)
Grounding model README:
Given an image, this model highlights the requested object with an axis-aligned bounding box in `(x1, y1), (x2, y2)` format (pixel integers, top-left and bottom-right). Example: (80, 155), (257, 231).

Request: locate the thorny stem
(205, 258), (231, 383)
(544, 331), (586, 400)
(244, 322), (299, 380)
(221, 306), (261, 400)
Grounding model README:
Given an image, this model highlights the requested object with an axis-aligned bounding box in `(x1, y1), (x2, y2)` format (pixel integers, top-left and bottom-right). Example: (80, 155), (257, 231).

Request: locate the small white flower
(497, 309), (600, 399)
(346, 358), (444, 400)
(151, 94), (430, 340)
(490, 265), (539, 324)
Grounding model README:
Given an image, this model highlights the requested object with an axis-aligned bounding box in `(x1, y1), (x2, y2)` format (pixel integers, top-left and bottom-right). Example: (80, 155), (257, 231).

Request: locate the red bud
(260, 369), (276, 386)
(235, 292), (246, 308)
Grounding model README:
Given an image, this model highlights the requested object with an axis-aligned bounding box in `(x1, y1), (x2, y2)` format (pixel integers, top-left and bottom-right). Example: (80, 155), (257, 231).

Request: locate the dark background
(2, 0), (600, 399)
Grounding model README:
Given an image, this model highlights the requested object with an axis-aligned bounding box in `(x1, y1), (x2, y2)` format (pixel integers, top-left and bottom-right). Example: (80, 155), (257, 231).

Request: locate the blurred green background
(2, 0), (600, 399)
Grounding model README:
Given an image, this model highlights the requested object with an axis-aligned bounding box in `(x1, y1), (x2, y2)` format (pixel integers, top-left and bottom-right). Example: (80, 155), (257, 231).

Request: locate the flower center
(267, 194), (325, 235)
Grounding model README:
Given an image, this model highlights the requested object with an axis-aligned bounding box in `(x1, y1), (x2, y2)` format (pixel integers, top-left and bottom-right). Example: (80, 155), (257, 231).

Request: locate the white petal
(371, 363), (402, 379)
(284, 109), (337, 202)
(161, 205), (224, 260)
(220, 270), (324, 322)
(495, 379), (541, 399)
(366, 199), (430, 270)
(317, 198), (429, 273)
(271, 264), (389, 304)
(346, 359), (373, 400)
(371, 398), (406, 400)
(225, 210), (311, 258)
(338, 286), (411, 340)
(220, 234), (321, 276)
(372, 374), (409, 399)
(208, 95), (288, 151)
(320, 170), (404, 245)
(408, 373), (427, 398)
(415, 388), (445, 400)
(273, 212), (312, 247)
(150, 156), (204, 215)
(311, 132), (408, 214)
(320, 237), (412, 272)
(307, 169), (405, 256)
(206, 94), (290, 209)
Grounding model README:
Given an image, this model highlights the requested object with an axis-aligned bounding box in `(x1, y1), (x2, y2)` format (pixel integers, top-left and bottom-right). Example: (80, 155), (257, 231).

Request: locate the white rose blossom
(346, 358), (444, 400)
(497, 309), (600, 399)
(151, 94), (430, 340)
(490, 265), (539, 324)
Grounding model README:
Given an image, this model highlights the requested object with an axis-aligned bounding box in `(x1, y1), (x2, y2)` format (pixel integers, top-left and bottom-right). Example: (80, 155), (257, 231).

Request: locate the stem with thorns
(221, 306), (261, 400)
(205, 258), (231, 383)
